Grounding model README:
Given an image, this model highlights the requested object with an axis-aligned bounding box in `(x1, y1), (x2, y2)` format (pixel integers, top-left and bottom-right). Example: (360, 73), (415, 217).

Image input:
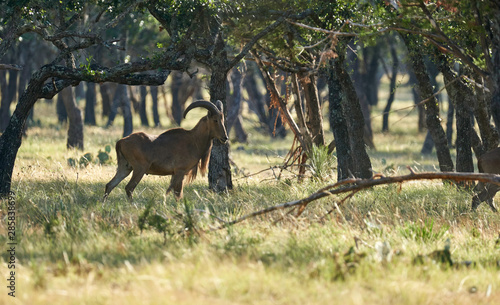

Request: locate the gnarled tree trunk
(333, 45), (373, 179)
(402, 34), (454, 172)
(327, 59), (355, 181)
(208, 34), (232, 193)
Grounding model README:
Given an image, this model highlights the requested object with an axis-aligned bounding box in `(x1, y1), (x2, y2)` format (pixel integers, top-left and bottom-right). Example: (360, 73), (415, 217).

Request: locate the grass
(1, 87), (500, 304)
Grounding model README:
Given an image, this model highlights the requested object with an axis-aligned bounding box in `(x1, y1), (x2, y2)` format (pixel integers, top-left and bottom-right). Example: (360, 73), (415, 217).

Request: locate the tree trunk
(139, 86), (150, 127)
(84, 82), (97, 125)
(74, 82), (85, 100)
(300, 74), (325, 146)
(472, 76), (498, 153)
(402, 34), (454, 172)
(363, 44), (381, 107)
(446, 99), (454, 146)
(208, 69), (232, 192)
(334, 48), (373, 179)
(243, 62), (270, 132)
(60, 87), (84, 150)
(382, 41), (399, 132)
(99, 83), (113, 118)
(232, 116), (248, 143)
(421, 131), (434, 154)
(408, 70), (426, 132)
(107, 84), (133, 137)
(227, 64), (244, 132)
(227, 63), (248, 143)
(0, 75), (46, 196)
(208, 33), (232, 193)
(151, 86), (161, 127)
(171, 71), (184, 125)
(0, 70), (17, 132)
(437, 58), (473, 173)
(327, 59), (355, 181)
(56, 91), (68, 123)
(487, 3), (500, 139)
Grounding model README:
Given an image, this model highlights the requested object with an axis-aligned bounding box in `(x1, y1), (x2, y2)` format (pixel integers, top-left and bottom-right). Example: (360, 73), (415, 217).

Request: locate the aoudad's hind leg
(472, 182), (500, 212)
(125, 168), (147, 201)
(104, 165), (132, 200)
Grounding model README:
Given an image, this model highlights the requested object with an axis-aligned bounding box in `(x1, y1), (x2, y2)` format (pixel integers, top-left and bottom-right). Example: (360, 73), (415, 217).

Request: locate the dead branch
(212, 169), (500, 230)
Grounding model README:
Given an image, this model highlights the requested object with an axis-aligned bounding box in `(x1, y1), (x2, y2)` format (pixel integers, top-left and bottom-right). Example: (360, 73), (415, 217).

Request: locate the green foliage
(400, 218), (449, 243)
(67, 145), (112, 168)
(307, 144), (335, 181)
(79, 152), (93, 167)
(138, 201), (174, 244)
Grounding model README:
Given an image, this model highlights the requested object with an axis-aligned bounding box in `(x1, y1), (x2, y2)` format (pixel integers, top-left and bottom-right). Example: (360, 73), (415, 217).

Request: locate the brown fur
(472, 147), (500, 212)
(185, 142), (212, 184)
(103, 100), (227, 201)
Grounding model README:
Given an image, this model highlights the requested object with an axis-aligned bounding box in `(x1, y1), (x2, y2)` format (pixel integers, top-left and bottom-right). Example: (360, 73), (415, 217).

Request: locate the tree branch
(0, 63), (22, 71)
(229, 14), (288, 68)
(213, 170), (500, 230)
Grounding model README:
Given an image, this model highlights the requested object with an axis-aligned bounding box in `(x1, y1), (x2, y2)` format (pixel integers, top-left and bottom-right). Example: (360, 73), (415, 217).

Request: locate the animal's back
(478, 147), (500, 174)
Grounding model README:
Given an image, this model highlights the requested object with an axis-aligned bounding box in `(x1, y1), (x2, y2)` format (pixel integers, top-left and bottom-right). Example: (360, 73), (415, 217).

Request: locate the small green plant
(79, 153), (93, 167)
(67, 145), (112, 168)
(307, 144), (336, 181)
(138, 201), (174, 244)
(97, 144), (112, 164)
(399, 219), (449, 243)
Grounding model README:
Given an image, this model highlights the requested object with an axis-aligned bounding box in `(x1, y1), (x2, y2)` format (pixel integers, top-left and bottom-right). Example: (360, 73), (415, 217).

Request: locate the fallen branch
(212, 169), (500, 230)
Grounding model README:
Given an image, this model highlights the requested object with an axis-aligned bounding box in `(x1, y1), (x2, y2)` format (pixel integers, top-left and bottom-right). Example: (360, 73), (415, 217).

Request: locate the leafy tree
(0, 0), (191, 197)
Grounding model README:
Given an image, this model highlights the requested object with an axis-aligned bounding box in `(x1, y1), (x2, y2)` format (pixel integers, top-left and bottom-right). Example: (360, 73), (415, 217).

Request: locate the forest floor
(1, 84), (499, 304)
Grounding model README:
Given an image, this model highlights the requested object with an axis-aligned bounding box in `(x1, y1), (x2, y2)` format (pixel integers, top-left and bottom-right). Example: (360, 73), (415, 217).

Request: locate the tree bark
(446, 99), (454, 146)
(208, 68), (232, 192)
(408, 70), (426, 132)
(56, 91), (68, 123)
(363, 44), (381, 107)
(208, 33), (232, 193)
(171, 71), (184, 125)
(437, 57), (473, 174)
(300, 74), (325, 146)
(382, 41), (399, 132)
(0, 72), (50, 196)
(402, 34), (454, 172)
(138, 86), (150, 127)
(60, 86), (84, 150)
(327, 59), (355, 181)
(333, 48), (373, 179)
(151, 86), (161, 127)
(486, 2), (500, 138)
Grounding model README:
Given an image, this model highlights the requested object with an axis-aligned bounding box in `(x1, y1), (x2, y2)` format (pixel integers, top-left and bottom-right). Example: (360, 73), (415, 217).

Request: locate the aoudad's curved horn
(183, 100), (221, 118)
